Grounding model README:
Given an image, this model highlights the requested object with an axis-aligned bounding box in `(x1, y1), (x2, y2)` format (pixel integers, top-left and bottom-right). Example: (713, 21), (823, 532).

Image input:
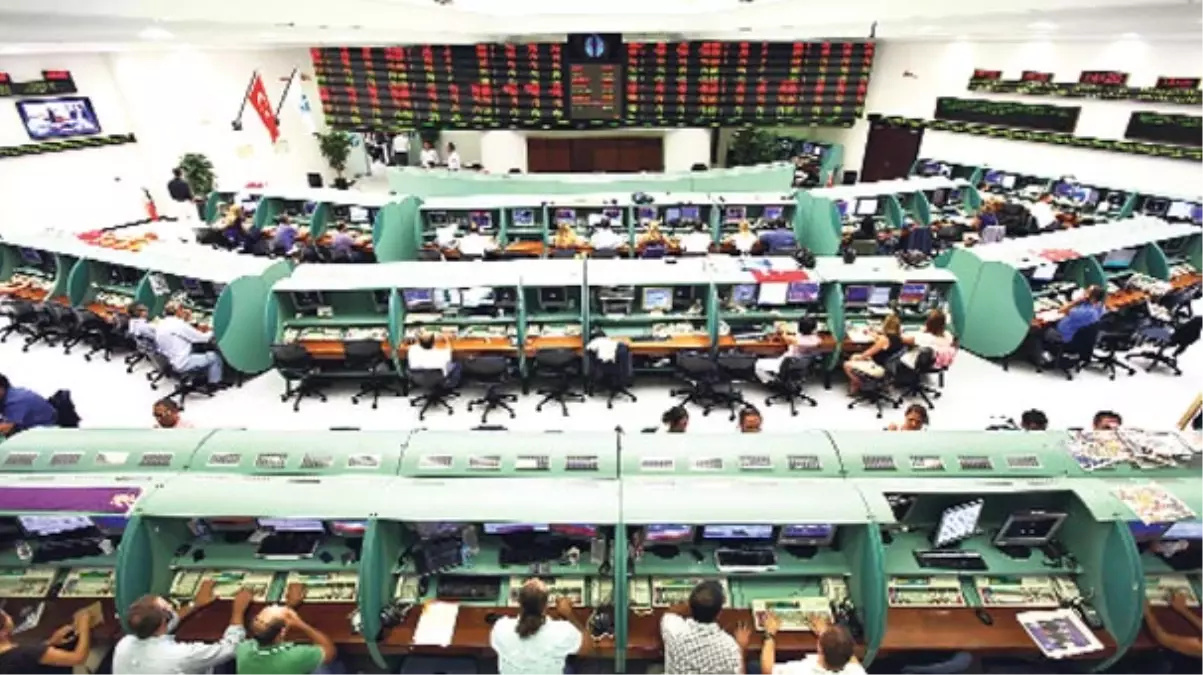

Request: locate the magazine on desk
(1017, 609), (1103, 659)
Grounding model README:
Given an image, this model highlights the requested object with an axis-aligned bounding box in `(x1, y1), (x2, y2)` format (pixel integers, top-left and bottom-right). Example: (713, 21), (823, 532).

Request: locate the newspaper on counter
(1017, 609), (1104, 659)
(1114, 483), (1197, 524)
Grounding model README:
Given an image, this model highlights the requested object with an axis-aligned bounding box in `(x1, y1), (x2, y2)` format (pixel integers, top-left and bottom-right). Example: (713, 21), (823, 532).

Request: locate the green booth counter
(187, 429), (410, 475)
(0, 231), (86, 304)
(712, 192), (800, 246)
(241, 186), (413, 262)
(0, 427), (215, 473)
(203, 185), (270, 224)
(936, 218), (1202, 359)
(399, 429), (619, 477)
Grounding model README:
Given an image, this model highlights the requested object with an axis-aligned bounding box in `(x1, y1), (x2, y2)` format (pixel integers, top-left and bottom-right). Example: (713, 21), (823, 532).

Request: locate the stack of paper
(412, 602), (459, 647)
(1016, 609), (1103, 660)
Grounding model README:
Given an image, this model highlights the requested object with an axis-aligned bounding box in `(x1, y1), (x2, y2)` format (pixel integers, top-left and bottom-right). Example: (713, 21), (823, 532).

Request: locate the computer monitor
(349, 206), (370, 223)
(1103, 248), (1137, 270)
(372, 289), (391, 312)
(1030, 264), (1057, 282)
(948, 189), (962, 204)
(778, 524), (837, 546)
(665, 207), (682, 222)
(1076, 187), (1099, 207)
(868, 286), (892, 306)
(844, 285), (870, 305)
(724, 206), (747, 223)
(550, 524), (598, 538)
(1105, 192), (1127, 208)
(899, 283), (928, 304)
(554, 208), (576, 224)
(680, 205), (701, 221)
(643, 524), (694, 544)
(1144, 197), (1170, 217)
(786, 281), (820, 304)
(1164, 520), (1203, 541)
(929, 189), (947, 208)
(428, 211), (448, 226)
(602, 207), (622, 220)
(329, 521), (368, 537)
(636, 206), (657, 222)
(801, 141), (816, 155)
(763, 205), (784, 220)
(413, 522), (462, 539)
(18, 515), (94, 537)
(509, 208), (534, 227)
(1000, 174), (1017, 190)
(731, 283), (757, 305)
(757, 282), (788, 306)
(1192, 203), (1203, 225)
(181, 277), (205, 297)
(18, 247), (42, 266)
(539, 286), (568, 311)
(642, 287), (673, 312)
(403, 288), (435, 309)
(293, 291), (325, 311)
(1129, 521), (1173, 543)
(257, 518), (325, 533)
(836, 200), (849, 219)
(483, 523), (550, 535)
(469, 211), (493, 229)
(91, 516), (128, 535)
(993, 510), (1067, 547)
(701, 524), (775, 542)
(932, 499), (984, 548)
(1166, 200), (1194, 221)
(854, 198), (878, 217)
(983, 169), (1003, 185)
(301, 201), (318, 216)
(1053, 181), (1074, 198)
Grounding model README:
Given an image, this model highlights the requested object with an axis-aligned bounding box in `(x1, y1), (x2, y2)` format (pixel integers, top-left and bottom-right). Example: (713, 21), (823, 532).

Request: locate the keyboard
(507, 577), (586, 607)
(437, 575), (501, 602)
(715, 547), (778, 572)
(285, 571), (358, 602)
(751, 597), (833, 631)
(913, 550), (988, 571)
(1146, 574), (1201, 606)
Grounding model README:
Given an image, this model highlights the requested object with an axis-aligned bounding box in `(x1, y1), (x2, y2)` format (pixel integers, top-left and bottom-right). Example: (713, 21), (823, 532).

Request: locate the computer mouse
(975, 608), (993, 626)
(484, 612), (504, 625)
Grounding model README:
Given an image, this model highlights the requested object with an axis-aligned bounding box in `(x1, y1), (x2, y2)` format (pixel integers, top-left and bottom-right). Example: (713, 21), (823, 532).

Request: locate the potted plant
(317, 130), (354, 189)
(726, 127), (779, 167)
(177, 152), (216, 218)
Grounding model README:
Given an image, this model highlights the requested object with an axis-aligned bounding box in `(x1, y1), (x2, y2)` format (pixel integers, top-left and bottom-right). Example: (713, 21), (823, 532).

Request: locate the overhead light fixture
(1028, 22), (1056, 30)
(139, 26), (174, 41)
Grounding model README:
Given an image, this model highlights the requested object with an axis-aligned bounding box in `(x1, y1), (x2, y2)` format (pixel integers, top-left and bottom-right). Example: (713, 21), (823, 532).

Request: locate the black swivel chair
(590, 248), (620, 259)
(23, 303), (76, 351)
(670, 351), (724, 414)
(126, 333), (158, 374)
(148, 352), (212, 410)
(532, 349), (586, 416)
(1037, 324), (1100, 380)
(847, 353), (903, 418)
(463, 355), (517, 423)
(896, 347), (943, 409)
(408, 368), (458, 420)
(0, 300), (40, 343)
(589, 342), (637, 409)
(549, 248), (578, 259)
(78, 311), (125, 362)
(417, 248), (444, 261)
(271, 343), (328, 411)
(344, 339), (404, 409)
(713, 352), (758, 421)
(1126, 316), (1201, 376)
(764, 355), (818, 416)
(905, 226), (935, 256)
(1084, 315), (1139, 380)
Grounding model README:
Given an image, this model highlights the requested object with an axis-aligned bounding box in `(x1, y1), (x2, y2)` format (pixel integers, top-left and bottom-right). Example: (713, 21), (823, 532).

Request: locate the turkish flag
(248, 72), (280, 143)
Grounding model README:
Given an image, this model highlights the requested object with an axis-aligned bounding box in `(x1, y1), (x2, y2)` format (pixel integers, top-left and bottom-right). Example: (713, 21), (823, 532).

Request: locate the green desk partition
(190, 430), (410, 475)
(0, 428), (214, 472)
(0, 236), (82, 302)
(818, 143), (844, 187)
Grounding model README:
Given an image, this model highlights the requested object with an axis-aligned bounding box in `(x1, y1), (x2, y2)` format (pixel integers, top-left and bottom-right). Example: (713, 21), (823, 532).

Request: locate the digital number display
(1021, 71), (1054, 83)
(972, 69), (1003, 81)
(934, 97), (1081, 134)
(490, 42), (565, 127)
(1155, 77), (1201, 90)
(1125, 111), (1202, 147)
(0, 70), (78, 98)
(569, 63), (622, 120)
(1079, 71), (1129, 86)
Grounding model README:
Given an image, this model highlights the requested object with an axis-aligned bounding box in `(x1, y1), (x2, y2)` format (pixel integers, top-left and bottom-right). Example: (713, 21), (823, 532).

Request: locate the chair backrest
(591, 248), (619, 259)
(1067, 323), (1102, 359)
(716, 352), (758, 375)
(766, 246), (799, 257)
(676, 351), (716, 375)
(913, 346), (936, 372)
(1172, 316), (1202, 349)
(640, 245), (666, 259)
(409, 368), (447, 388)
(149, 350), (174, 374)
(549, 248), (577, 259)
(907, 227), (934, 255)
(779, 354), (814, 380)
(343, 339), (385, 364)
(535, 348), (578, 369)
(463, 355), (508, 378)
(270, 342), (313, 369)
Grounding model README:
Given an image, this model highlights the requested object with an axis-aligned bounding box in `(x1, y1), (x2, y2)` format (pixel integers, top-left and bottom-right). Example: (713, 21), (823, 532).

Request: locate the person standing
(419, 141), (440, 168)
(391, 132), (410, 167)
(489, 578), (588, 675)
(446, 142), (462, 171)
(166, 168), (196, 223)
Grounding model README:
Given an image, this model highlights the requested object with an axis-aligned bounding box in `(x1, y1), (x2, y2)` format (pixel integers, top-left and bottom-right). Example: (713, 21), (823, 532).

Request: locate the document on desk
(1016, 609), (1102, 659)
(413, 601), (459, 647)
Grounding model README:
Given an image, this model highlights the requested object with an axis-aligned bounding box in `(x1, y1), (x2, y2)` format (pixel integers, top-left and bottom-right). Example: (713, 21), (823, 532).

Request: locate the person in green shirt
(236, 585), (337, 675)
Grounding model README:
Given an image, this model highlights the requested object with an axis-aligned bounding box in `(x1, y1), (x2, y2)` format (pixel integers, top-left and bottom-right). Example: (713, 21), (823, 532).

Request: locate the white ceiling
(0, 0), (1198, 52)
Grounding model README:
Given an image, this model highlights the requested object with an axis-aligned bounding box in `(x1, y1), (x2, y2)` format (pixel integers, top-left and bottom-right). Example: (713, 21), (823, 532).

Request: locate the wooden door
(859, 121), (924, 183)
(525, 136), (664, 173)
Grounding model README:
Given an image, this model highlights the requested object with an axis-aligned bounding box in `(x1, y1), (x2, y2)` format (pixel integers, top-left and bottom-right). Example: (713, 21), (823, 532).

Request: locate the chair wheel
(607, 402), (613, 409)
(371, 402), (379, 410)
(351, 397), (360, 405)
(509, 412), (516, 418)
(876, 411), (883, 418)
(847, 402), (855, 409)
(809, 400), (817, 407)
(791, 410), (799, 417)
(447, 409), (454, 415)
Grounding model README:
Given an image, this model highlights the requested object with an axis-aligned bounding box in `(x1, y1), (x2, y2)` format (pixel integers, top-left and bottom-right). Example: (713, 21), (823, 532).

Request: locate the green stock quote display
(1124, 112), (1202, 147)
(934, 97), (1081, 134)
(312, 41), (874, 130)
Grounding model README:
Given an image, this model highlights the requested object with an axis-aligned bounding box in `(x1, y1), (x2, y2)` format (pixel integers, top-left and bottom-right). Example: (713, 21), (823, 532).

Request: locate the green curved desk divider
(308, 203), (333, 239)
(132, 276), (161, 315)
(252, 199), (276, 233)
(967, 167), (985, 185)
(387, 289), (404, 372)
(823, 283), (846, 371)
(910, 192), (932, 226)
(844, 525), (887, 666)
(203, 191), (227, 224)
(216, 261), (292, 374)
(263, 292), (282, 352)
(382, 197), (422, 262)
(884, 195), (904, 230)
(963, 186), (983, 213)
(359, 518), (401, 669)
(66, 260), (149, 308)
(1117, 194), (1138, 219)
(959, 261), (1034, 359)
(114, 515), (152, 629)
(1185, 233), (1203, 270)
(1133, 244), (1170, 281)
(819, 144), (844, 187)
(0, 246), (16, 282)
(803, 198), (843, 256)
(1069, 257), (1106, 294)
(0, 245), (77, 301)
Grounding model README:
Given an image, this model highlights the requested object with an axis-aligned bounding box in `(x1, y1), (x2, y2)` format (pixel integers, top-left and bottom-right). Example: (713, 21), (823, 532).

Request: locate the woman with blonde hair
(637, 221), (669, 248)
(724, 221), (758, 254)
(843, 313), (912, 395)
(551, 222), (583, 249)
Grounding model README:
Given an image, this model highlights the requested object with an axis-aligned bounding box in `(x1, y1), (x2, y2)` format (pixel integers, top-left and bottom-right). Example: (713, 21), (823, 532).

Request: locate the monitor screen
(483, 523), (550, 535)
(413, 522), (462, 539)
(665, 207), (682, 222)
(1103, 248), (1137, 269)
(948, 189), (962, 204)
(403, 288), (435, 308)
(257, 518), (325, 533)
(929, 189), (947, 208)
(1030, 264), (1058, 282)
(724, 206), (747, 222)
(469, 211), (493, 229)
(349, 206), (370, 223)
(993, 511), (1067, 546)
(550, 524), (598, 538)
(1192, 204), (1203, 225)
(637, 206), (657, 222)
(984, 169), (1003, 185)
(1166, 201), (1194, 221)
(428, 211), (448, 225)
(1076, 187), (1099, 206)
(1000, 174), (1017, 189)
(836, 200), (849, 219)
(181, 277), (205, 296)
(18, 247), (42, 266)
(1164, 520), (1203, 541)
(802, 141), (816, 155)
(899, 283), (928, 304)
(778, 524), (836, 546)
(757, 282), (788, 306)
(554, 208), (576, 223)
(18, 515), (94, 537)
(933, 500), (984, 548)
(642, 287), (673, 312)
(602, 207), (622, 220)
(854, 198), (878, 216)
(512, 208), (534, 226)
(17, 97), (102, 141)
(701, 524), (775, 541)
(1054, 181), (1074, 198)
(680, 205), (701, 221)
(731, 284), (757, 304)
(643, 524), (694, 544)
(1144, 198), (1170, 217)
(329, 521), (367, 537)
(786, 281), (820, 304)
(844, 285), (870, 304)
(1129, 521), (1172, 542)
(293, 291), (324, 310)
(539, 286), (567, 308)
(763, 205), (784, 220)
(91, 516), (128, 534)
(868, 286), (892, 306)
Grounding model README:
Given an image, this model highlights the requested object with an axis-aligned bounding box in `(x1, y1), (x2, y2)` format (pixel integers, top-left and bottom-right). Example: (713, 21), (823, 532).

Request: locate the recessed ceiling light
(139, 27), (174, 41)
(1029, 22), (1056, 30)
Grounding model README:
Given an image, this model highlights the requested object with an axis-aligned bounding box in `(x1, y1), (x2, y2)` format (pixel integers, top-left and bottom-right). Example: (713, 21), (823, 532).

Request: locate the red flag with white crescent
(248, 72), (280, 143)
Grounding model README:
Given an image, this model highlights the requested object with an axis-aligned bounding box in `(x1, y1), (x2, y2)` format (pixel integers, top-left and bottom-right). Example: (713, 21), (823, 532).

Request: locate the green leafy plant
(177, 153), (216, 196)
(726, 127), (780, 166)
(317, 130), (354, 177)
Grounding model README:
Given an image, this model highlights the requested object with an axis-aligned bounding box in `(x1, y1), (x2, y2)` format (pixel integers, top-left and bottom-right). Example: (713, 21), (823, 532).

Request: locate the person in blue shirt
(1052, 285), (1106, 343)
(758, 220), (797, 253)
(328, 221), (356, 261)
(271, 216), (299, 256)
(0, 373), (57, 437)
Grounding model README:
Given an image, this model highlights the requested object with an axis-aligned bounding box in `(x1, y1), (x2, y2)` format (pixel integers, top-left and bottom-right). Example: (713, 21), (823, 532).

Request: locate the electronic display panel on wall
(16, 96), (102, 141)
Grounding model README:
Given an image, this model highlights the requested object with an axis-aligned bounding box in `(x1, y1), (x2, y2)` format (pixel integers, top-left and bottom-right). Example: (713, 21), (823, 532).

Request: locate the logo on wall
(584, 34), (607, 59)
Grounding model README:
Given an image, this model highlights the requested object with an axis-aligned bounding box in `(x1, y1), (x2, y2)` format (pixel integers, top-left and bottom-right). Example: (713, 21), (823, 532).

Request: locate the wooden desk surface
(1, 598), (121, 642)
(175, 601), (363, 646)
(1131, 606), (1202, 651)
(0, 286), (50, 303)
(626, 608), (816, 658)
(1030, 289), (1150, 329)
(880, 608), (1115, 656)
(382, 606), (616, 656)
(298, 339), (390, 360)
(397, 337), (516, 356)
(1171, 272), (1202, 291)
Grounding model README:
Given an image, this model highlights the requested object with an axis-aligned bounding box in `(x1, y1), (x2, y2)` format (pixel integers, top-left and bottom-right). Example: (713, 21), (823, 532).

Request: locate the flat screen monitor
(757, 282), (788, 306)
(665, 207), (682, 223)
(483, 523), (549, 535)
(469, 211), (493, 229)
(554, 208), (576, 223)
(257, 518), (325, 533)
(1193, 204), (1203, 225)
(1129, 521), (1172, 542)
(778, 524), (836, 546)
(348, 206), (369, 223)
(836, 200), (849, 219)
(602, 207), (622, 220)
(91, 516), (128, 534)
(512, 209), (534, 226)
(763, 205), (784, 220)
(932, 499), (984, 548)
(550, 524), (597, 538)
(1054, 181), (1074, 198)
(948, 189), (962, 204)
(643, 524), (694, 544)
(680, 205), (701, 221)
(929, 189), (947, 208)
(1000, 174), (1017, 189)
(701, 524), (775, 541)
(868, 286), (892, 306)
(403, 288), (435, 309)
(1103, 248), (1137, 269)
(413, 522), (462, 539)
(1144, 198), (1170, 217)
(854, 198), (878, 216)
(372, 290), (391, 311)
(636, 206), (657, 222)
(428, 211), (448, 225)
(786, 281), (820, 304)
(641, 286), (673, 312)
(724, 206), (747, 222)
(731, 283), (757, 304)
(17, 97), (102, 141)
(18, 247), (42, 266)
(1164, 520), (1203, 541)
(1030, 264), (1057, 282)
(899, 283), (928, 304)
(844, 285), (870, 305)
(984, 169), (1003, 185)
(1105, 192), (1127, 208)
(1166, 201), (1194, 221)
(18, 515), (94, 537)
(802, 141), (816, 155)
(329, 521), (368, 537)
(539, 286), (567, 309)
(293, 291), (324, 310)
(181, 277), (205, 297)
(1076, 187), (1099, 206)
(993, 511), (1067, 547)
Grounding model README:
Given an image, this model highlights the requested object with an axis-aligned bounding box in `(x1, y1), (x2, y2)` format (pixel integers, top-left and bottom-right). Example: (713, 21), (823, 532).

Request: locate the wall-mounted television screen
(17, 97), (102, 141)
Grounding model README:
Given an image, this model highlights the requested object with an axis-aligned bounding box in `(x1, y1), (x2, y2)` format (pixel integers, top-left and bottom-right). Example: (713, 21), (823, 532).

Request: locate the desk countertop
(382, 606), (617, 656)
(175, 601), (363, 646)
(1132, 606), (1202, 651)
(2, 598), (122, 643)
(880, 607), (1115, 656)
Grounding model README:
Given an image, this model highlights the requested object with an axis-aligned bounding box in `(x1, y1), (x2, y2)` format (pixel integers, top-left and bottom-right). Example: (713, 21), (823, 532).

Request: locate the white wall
(479, 130), (527, 173)
(836, 38), (1203, 194)
(447, 128), (713, 173)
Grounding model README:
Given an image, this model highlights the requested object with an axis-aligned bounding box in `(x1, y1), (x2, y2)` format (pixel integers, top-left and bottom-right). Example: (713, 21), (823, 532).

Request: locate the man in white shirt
(446, 142), (462, 171)
(661, 581), (749, 674)
(127, 304), (156, 342)
(391, 132), (410, 166)
(489, 579), (588, 675)
(759, 612), (865, 675)
(590, 220), (624, 250)
(113, 582), (251, 674)
(154, 306), (223, 387)
(1027, 194), (1059, 231)
(586, 329), (619, 364)
(679, 223), (714, 254)
(407, 330), (461, 386)
(458, 224), (497, 257)
(419, 141), (440, 168)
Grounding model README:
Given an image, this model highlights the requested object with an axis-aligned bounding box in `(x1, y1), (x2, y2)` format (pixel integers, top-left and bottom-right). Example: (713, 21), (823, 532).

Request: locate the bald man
(238, 587), (337, 675)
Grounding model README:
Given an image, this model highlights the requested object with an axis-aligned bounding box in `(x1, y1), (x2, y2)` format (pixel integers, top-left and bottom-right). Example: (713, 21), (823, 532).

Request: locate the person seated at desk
(490, 578), (589, 675)
(1021, 409), (1049, 430)
(637, 221), (670, 250)
(1092, 409), (1122, 430)
(906, 310), (956, 369)
(888, 403), (929, 431)
(975, 200), (1001, 230)
(155, 305), (225, 392)
(1143, 592), (1201, 658)
(209, 205), (247, 249)
(270, 215), (300, 256)
(843, 314), (911, 395)
(128, 303), (156, 341)
(457, 223), (497, 258)
(759, 219), (797, 253)
(0, 605), (94, 674)
(408, 330), (461, 386)
(754, 317), (822, 384)
(757, 611), (863, 675)
(723, 221), (758, 255)
(238, 593), (337, 675)
(0, 373), (57, 438)
(551, 222), (584, 250)
(1027, 193), (1061, 232)
(661, 580), (749, 675)
(1034, 285), (1105, 360)
(114, 583), (252, 675)
(589, 218), (624, 251)
(678, 222), (714, 255)
(324, 221), (357, 261)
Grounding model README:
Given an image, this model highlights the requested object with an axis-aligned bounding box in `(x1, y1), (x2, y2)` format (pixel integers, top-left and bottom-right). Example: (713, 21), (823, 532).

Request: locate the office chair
(766, 245), (799, 258)
(60, 308), (105, 355)
(1127, 316), (1201, 376)
(344, 339), (403, 410)
(22, 303), (75, 352)
(462, 355), (517, 423)
(846, 354), (903, 419)
(639, 244), (667, 259)
(147, 352), (212, 411)
(670, 351), (725, 414)
(126, 333), (158, 373)
(1084, 315), (1138, 380)
(713, 351), (758, 420)
(905, 226), (935, 256)
(76, 310), (123, 362)
(590, 247), (620, 259)
(408, 368), (458, 420)
(764, 355), (819, 416)
(532, 349), (586, 416)
(896, 347), (942, 409)
(270, 343), (328, 411)
(589, 342), (637, 409)
(1036, 323), (1100, 381)
(549, 248), (578, 259)
(399, 655), (477, 675)
(0, 300), (39, 343)
(1161, 288), (1196, 324)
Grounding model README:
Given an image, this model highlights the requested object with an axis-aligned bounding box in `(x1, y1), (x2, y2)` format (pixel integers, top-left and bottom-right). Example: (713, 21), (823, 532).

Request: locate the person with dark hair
(237, 585), (336, 674)
(759, 611), (863, 674)
(1093, 410), (1122, 430)
(738, 406), (762, 433)
(489, 578), (587, 674)
(888, 404), (929, 431)
(1053, 285), (1106, 344)
(661, 580), (748, 674)
(662, 405), (689, 433)
(446, 142), (461, 171)
(167, 167), (196, 223)
(755, 317), (821, 384)
(128, 303), (155, 341)
(758, 218), (797, 253)
(153, 398), (192, 429)
(0, 373), (57, 437)
(1021, 409), (1049, 431)
(113, 581), (251, 674)
(0, 605), (93, 673)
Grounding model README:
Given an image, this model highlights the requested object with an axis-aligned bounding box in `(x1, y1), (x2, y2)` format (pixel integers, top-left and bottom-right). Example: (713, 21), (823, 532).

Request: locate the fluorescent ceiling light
(139, 27), (174, 41)
(1028, 22), (1056, 30)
